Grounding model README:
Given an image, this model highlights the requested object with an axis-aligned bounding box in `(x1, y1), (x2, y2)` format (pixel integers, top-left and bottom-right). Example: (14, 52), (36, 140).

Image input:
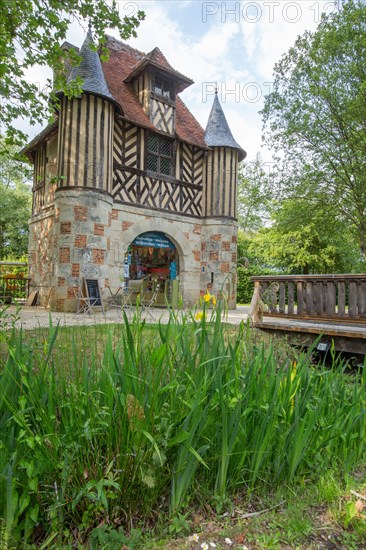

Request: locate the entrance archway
(125, 231), (179, 307)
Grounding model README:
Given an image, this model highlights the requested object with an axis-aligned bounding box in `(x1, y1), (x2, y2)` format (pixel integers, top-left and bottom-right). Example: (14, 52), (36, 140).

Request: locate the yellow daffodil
(211, 295), (217, 306)
(195, 311), (204, 321)
(203, 292), (211, 302)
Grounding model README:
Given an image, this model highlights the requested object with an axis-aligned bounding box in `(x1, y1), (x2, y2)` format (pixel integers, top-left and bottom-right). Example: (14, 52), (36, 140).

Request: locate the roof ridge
(105, 35), (146, 58)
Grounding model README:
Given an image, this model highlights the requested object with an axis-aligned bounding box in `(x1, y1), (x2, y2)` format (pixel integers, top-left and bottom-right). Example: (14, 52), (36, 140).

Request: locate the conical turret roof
(205, 92), (246, 161)
(66, 28), (118, 106)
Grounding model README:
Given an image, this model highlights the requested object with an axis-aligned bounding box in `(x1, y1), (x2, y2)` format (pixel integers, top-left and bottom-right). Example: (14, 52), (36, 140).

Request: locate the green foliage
(237, 154), (272, 233)
(262, 0), (366, 260)
(236, 265), (273, 304)
(0, 181), (31, 260)
(0, 0), (145, 151)
(250, 196), (365, 274)
(89, 525), (143, 549)
(0, 307), (365, 546)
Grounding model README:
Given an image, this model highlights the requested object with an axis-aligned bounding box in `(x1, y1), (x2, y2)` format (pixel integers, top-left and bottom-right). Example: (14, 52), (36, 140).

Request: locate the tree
(261, 0), (366, 261)
(250, 196), (365, 274)
(237, 154), (272, 234)
(0, 145), (32, 258)
(0, 0), (144, 152)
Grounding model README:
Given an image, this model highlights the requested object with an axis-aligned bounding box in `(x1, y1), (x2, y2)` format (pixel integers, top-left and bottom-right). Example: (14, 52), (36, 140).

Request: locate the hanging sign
(132, 232), (175, 249)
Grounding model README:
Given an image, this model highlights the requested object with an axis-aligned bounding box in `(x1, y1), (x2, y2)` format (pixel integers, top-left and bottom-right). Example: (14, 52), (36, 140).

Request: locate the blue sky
(24, 1), (336, 164)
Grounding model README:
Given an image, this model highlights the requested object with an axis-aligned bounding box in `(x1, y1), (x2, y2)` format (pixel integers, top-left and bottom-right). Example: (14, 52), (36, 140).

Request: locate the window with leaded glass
(153, 76), (172, 100)
(147, 134), (174, 177)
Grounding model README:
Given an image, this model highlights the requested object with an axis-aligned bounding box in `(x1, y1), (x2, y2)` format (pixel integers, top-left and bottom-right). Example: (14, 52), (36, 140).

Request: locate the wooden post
(288, 282), (294, 315)
(326, 281), (336, 316)
(297, 282), (303, 316)
(338, 281), (346, 318)
(348, 282), (358, 318)
(279, 282), (286, 314)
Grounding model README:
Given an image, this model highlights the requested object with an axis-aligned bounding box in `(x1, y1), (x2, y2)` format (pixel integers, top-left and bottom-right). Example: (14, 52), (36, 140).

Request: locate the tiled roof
(124, 46), (193, 93)
(23, 35), (243, 157)
(205, 93), (246, 161)
(102, 36), (207, 148)
(65, 30), (119, 108)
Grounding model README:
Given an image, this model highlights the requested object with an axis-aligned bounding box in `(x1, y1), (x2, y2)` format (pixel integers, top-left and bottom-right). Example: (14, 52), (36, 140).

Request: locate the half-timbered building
(23, 31), (246, 311)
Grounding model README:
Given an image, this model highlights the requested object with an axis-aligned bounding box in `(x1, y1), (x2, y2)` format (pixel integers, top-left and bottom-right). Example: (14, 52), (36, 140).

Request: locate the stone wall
(200, 219), (238, 308)
(28, 210), (56, 307)
(108, 204), (203, 307)
(51, 189), (113, 311)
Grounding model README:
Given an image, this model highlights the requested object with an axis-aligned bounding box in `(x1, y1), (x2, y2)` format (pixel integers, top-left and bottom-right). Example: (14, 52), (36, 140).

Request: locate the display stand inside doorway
(76, 278), (104, 314)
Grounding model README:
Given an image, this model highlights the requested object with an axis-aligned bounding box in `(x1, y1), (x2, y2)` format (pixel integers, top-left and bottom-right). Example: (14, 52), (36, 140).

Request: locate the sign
(84, 278), (102, 307)
(317, 342), (330, 352)
(132, 231), (175, 249)
(170, 261), (177, 280)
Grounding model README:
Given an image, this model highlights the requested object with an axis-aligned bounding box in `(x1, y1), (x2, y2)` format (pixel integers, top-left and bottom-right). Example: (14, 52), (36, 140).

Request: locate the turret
(52, 29), (117, 311)
(204, 91), (246, 219)
(201, 92), (246, 309)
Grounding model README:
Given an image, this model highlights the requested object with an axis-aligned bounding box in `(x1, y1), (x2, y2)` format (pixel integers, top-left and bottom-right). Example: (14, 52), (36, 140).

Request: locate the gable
(102, 37), (207, 149)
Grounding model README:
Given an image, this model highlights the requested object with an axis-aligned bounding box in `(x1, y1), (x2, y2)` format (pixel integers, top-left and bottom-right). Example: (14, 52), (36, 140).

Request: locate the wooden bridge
(249, 274), (366, 355)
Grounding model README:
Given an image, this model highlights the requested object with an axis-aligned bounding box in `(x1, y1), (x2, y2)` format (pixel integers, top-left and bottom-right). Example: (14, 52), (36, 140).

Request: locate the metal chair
(140, 284), (160, 319)
(107, 286), (122, 310)
(120, 286), (133, 311)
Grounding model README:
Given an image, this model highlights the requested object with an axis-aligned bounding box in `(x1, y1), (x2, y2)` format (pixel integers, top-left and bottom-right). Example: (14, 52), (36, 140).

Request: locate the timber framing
(23, 32), (246, 312)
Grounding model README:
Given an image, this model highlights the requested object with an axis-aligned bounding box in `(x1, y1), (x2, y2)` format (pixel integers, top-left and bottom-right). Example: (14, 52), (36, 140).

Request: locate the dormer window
(153, 76), (172, 100)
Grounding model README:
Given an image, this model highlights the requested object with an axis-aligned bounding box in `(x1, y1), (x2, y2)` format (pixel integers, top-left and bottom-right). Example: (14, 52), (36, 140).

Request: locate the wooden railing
(250, 274), (366, 324)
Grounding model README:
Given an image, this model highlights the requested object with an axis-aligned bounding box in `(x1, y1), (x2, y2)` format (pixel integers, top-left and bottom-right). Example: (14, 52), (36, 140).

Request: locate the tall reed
(0, 304), (365, 546)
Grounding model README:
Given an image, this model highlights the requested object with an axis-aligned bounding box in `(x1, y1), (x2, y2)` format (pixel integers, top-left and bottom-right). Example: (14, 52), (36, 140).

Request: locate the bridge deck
(250, 274), (366, 355)
(256, 316), (366, 354)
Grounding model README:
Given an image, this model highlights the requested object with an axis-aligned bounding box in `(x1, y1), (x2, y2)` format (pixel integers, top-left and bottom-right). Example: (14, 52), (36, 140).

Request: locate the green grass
(0, 303), (365, 548)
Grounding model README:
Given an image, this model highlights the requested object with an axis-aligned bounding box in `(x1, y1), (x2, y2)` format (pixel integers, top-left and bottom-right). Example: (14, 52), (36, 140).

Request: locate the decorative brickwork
(232, 253), (237, 262)
(193, 250), (200, 262)
(211, 234), (221, 241)
(221, 262), (230, 272)
(58, 277), (66, 286)
(122, 221), (134, 231)
(111, 209), (119, 219)
(71, 263), (80, 277)
(75, 235), (87, 248)
(222, 240), (231, 251)
(67, 286), (78, 299)
(60, 222), (71, 234)
(93, 249), (105, 264)
(94, 223), (104, 236)
(74, 206), (88, 221)
(209, 251), (219, 261)
(193, 224), (202, 235)
(59, 247), (70, 263)
(232, 235), (237, 244)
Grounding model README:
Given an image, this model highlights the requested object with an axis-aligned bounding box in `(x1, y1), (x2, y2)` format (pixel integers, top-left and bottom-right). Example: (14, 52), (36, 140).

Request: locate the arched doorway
(125, 231), (179, 307)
